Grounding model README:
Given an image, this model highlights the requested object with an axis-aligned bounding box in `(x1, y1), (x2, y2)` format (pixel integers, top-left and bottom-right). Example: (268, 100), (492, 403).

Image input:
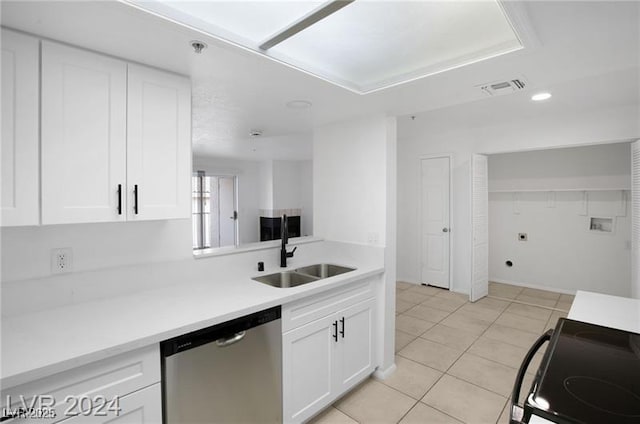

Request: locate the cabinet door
(58, 383), (161, 424)
(283, 316), (338, 423)
(126, 64), (191, 221)
(41, 41), (127, 224)
(1, 29), (39, 226)
(2, 345), (160, 424)
(336, 298), (376, 392)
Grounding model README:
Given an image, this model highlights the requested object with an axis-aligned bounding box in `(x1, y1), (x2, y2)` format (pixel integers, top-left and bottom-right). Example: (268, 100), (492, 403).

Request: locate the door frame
(192, 172), (239, 249)
(418, 153), (453, 289)
(216, 174), (239, 248)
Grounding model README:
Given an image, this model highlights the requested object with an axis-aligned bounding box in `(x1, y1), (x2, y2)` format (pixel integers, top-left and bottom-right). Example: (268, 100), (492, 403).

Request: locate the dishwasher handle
(510, 329), (554, 424)
(216, 331), (246, 348)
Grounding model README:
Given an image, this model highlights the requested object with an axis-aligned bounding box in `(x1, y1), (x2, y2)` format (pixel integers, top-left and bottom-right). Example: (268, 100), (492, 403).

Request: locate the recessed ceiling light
(531, 92), (552, 101)
(286, 100), (313, 109)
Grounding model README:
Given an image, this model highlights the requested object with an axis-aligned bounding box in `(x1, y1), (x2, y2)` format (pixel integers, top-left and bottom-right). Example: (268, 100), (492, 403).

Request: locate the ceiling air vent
(478, 78), (527, 96)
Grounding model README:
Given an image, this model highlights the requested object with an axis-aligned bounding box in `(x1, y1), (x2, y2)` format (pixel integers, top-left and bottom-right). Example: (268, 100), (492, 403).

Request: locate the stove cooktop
(527, 318), (640, 424)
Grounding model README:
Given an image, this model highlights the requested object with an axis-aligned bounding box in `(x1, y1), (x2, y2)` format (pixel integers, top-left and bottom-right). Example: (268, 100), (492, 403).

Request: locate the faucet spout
(280, 214), (296, 267)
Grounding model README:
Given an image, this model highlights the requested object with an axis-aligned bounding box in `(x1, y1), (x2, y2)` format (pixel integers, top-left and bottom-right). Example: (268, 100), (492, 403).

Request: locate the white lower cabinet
(1, 345), (160, 424)
(283, 313), (337, 422)
(282, 297), (376, 423)
(59, 384), (161, 424)
(336, 299), (376, 392)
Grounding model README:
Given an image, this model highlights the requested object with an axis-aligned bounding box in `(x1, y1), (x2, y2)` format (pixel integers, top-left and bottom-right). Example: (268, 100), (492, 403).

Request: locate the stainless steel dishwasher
(161, 306), (282, 424)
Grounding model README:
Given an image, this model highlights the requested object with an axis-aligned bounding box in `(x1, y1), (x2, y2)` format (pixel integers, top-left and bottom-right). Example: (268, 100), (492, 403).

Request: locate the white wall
(193, 156), (261, 244)
(259, 159), (314, 235)
(258, 160), (274, 211)
(489, 143), (631, 191)
(313, 114), (397, 376)
(489, 191), (631, 296)
(487, 144), (632, 296)
(314, 116), (390, 245)
(272, 160), (301, 210)
(397, 103), (639, 295)
(272, 160), (313, 232)
(1, 220), (193, 282)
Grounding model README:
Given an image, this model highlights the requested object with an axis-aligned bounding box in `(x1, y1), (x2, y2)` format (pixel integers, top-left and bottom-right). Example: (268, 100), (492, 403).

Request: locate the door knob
(442, 228), (449, 233)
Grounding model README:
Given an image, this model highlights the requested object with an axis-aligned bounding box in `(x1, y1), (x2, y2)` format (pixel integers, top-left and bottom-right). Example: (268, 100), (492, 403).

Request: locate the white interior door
(471, 154), (489, 302)
(218, 176), (237, 247)
(631, 140), (640, 299)
(421, 157), (451, 289)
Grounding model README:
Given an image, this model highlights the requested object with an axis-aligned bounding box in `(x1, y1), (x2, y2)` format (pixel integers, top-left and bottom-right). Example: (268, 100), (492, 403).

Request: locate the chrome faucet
(280, 214), (297, 267)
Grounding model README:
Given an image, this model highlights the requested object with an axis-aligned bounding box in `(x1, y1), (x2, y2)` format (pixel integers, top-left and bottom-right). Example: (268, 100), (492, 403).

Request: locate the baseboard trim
(373, 363), (397, 380)
(490, 278), (576, 295)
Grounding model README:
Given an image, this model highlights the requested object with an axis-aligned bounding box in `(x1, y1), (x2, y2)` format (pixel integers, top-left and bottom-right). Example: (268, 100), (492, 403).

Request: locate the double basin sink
(252, 264), (356, 288)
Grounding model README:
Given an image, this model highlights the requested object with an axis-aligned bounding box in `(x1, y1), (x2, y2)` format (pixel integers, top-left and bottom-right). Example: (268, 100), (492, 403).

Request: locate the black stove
(515, 318), (640, 424)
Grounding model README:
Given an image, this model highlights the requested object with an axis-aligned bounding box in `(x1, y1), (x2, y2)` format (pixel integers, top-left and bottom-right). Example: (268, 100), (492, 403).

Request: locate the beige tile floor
(309, 282), (572, 424)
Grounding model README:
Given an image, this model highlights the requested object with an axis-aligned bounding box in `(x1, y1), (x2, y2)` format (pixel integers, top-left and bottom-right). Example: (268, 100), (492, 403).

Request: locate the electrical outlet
(51, 248), (73, 274)
(367, 232), (379, 245)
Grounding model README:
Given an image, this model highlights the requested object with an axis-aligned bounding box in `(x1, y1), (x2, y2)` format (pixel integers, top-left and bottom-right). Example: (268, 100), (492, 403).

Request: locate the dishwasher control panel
(160, 305), (281, 356)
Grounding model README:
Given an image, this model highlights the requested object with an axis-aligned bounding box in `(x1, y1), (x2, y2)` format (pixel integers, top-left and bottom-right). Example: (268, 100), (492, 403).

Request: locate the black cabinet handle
(332, 321), (338, 342)
(117, 184), (122, 215)
(340, 317), (345, 338)
(133, 184), (139, 215)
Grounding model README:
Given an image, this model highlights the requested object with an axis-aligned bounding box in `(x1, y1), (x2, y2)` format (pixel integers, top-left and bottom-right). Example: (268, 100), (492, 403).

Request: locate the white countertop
(568, 290), (640, 333)
(1, 241), (384, 389)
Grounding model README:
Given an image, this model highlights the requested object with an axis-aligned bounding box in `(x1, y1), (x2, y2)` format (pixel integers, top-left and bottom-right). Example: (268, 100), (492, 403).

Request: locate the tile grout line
(331, 404), (361, 424)
(397, 295), (506, 423)
(416, 298), (521, 422)
(423, 301), (513, 423)
(393, 292), (484, 423)
(392, 285), (567, 423)
(488, 293), (570, 313)
(392, 283), (569, 424)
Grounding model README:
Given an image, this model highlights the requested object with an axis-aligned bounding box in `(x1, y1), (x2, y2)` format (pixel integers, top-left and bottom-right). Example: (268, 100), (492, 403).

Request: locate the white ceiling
(1, 1), (638, 160)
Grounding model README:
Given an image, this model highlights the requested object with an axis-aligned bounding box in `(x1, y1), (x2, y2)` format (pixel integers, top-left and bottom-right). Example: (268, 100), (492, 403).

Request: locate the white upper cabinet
(41, 41), (127, 225)
(1, 29), (39, 226)
(126, 64), (191, 221)
(40, 41), (191, 225)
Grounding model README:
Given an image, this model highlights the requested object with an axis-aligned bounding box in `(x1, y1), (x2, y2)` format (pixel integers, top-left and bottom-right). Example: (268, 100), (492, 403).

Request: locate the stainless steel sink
(252, 264), (356, 288)
(295, 264), (356, 279)
(252, 271), (319, 288)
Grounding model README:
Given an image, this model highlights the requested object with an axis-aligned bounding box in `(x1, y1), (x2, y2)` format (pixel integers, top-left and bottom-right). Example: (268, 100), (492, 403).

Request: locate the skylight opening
(125, 0), (524, 94)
